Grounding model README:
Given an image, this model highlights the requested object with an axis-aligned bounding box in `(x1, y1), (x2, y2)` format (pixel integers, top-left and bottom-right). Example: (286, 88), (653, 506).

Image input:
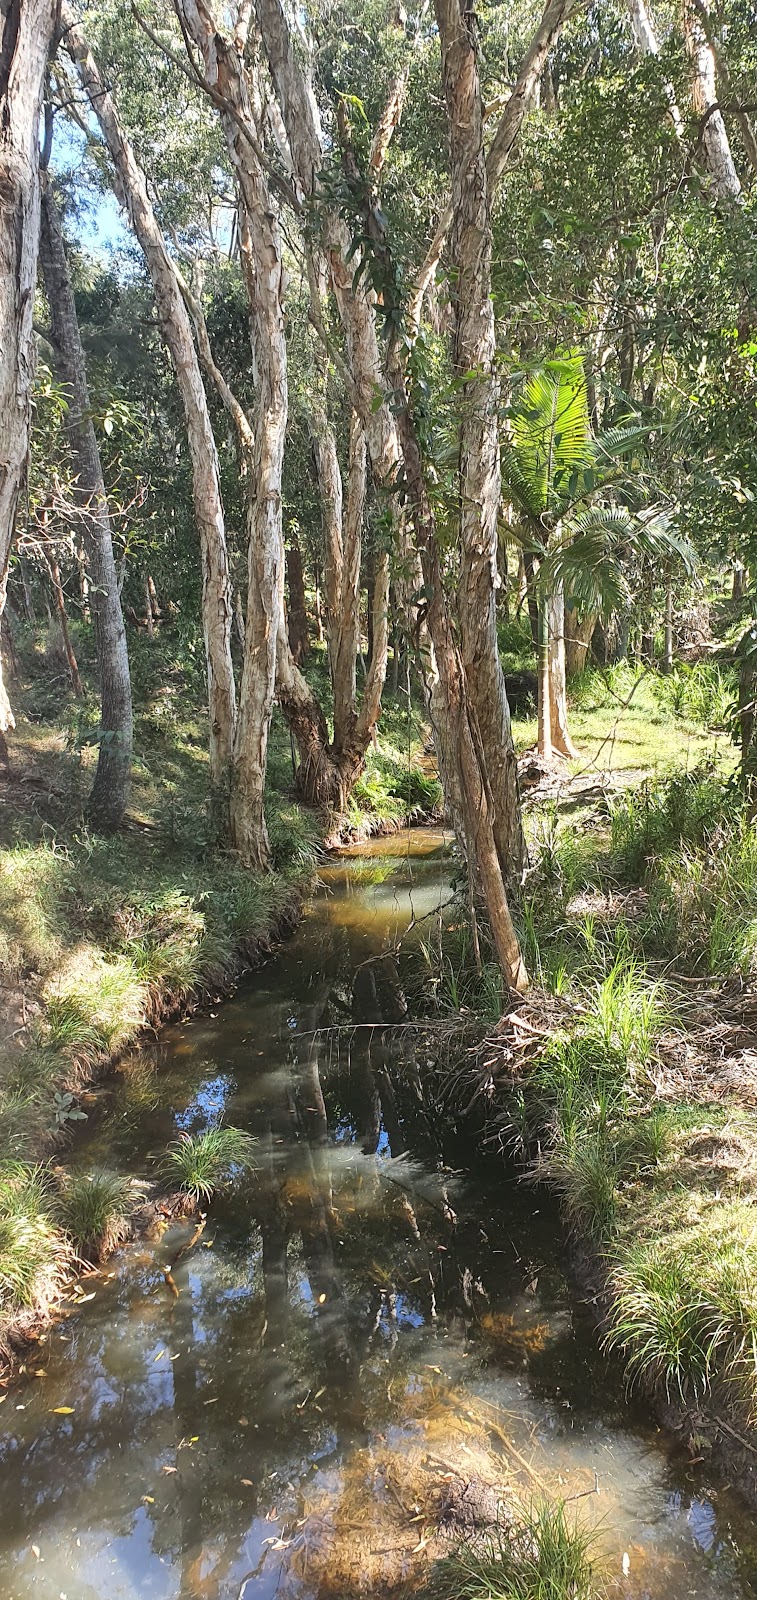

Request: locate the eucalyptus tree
(0, 0), (59, 758)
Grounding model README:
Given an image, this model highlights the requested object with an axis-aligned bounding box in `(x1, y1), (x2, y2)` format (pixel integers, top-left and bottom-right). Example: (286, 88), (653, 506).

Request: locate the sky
(51, 114), (131, 258)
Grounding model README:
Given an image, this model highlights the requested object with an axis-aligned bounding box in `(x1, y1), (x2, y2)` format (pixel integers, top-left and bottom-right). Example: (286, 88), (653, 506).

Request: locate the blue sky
(51, 116), (131, 258)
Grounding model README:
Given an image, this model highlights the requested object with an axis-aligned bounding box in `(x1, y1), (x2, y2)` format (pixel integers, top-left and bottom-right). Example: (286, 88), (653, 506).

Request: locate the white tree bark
(436, 0), (525, 880)
(0, 0), (58, 749)
(624, 0), (684, 137)
(62, 3), (237, 791)
(683, 0), (742, 202)
(175, 0), (287, 870)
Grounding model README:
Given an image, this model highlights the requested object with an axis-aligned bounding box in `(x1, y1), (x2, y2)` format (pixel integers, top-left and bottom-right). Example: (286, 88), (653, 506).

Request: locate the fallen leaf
(31, 1545), (40, 1561)
(162, 1466), (178, 1475)
(203, 1397), (218, 1405)
(622, 1553), (630, 1577)
(142, 1496), (155, 1505)
(317, 1293), (326, 1304)
(153, 1350), (166, 1363)
(238, 1416), (249, 1426)
(240, 1478), (254, 1487)
(33, 1370), (47, 1378)
(52, 1406), (75, 1415)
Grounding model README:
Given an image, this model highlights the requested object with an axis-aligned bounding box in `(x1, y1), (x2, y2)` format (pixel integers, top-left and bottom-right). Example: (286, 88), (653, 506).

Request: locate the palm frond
(508, 353), (592, 516)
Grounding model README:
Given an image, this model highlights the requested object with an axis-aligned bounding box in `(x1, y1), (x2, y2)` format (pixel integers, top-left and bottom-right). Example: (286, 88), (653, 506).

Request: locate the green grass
(161, 1126), (258, 1203)
(509, 662), (738, 779)
(55, 1169), (133, 1261)
(0, 1164), (69, 1313)
(426, 1500), (602, 1600)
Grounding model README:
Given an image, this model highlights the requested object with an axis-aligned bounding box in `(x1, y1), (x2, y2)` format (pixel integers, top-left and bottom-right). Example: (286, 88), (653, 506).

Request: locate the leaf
(52, 1406), (75, 1414)
(141, 1495), (155, 1505)
(31, 1545), (40, 1560)
(240, 1478), (254, 1486)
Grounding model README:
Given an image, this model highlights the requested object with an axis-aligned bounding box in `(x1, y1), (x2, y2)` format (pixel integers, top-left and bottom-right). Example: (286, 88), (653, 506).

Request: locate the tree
(61, 2), (237, 796)
(0, 0), (59, 759)
(38, 147), (133, 833)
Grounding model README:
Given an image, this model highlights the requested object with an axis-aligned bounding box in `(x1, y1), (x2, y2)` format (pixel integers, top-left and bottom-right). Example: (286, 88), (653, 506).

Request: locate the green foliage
(0, 1165), (67, 1311)
(427, 1500), (601, 1600)
(56, 1168), (132, 1259)
(161, 1127), (258, 1203)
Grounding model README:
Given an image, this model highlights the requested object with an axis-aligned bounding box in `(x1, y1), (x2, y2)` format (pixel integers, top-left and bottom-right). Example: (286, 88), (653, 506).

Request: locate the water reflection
(1, 831), (756, 1599)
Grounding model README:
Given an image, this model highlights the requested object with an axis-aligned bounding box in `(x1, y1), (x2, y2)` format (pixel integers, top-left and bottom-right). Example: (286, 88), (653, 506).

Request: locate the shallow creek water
(1, 829), (756, 1600)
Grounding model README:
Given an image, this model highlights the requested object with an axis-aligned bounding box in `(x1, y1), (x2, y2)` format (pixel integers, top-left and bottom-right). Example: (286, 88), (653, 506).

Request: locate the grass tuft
(161, 1126), (258, 1203)
(426, 1499), (602, 1600)
(56, 1168), (133, 1261)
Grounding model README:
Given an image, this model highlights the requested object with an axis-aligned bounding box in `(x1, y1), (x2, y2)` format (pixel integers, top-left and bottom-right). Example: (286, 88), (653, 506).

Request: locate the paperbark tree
(38, 172), (133, 833)
(0, 0), (59, 757)
(437, 0), (525, 877)
(174, 0), (388, 818)
(683, 0), (742, 202)
(174, 0), (287, 870)
(61, 3), (237, 793)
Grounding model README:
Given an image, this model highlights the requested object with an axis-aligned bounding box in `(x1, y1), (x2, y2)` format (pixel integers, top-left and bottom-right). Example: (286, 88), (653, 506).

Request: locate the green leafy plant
(161, 1126), (258, 1203)
(56, 1168), (133, 1260)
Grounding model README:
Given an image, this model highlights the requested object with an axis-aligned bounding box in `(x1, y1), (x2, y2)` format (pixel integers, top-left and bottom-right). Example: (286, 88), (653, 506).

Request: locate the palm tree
(502, 353), (692, 759)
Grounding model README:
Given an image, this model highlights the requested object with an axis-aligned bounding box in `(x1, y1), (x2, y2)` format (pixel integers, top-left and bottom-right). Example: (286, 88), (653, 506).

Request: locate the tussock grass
(426, 1499), (602, 1600)
(56, 1169), (133, 1261)
(162, 1126), (257, 1203)
(0, 1164), (69, 1312)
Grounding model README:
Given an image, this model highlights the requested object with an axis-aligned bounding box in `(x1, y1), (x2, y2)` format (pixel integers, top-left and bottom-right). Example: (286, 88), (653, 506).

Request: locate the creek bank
(0, 802), (445, 1375)
(418, 986), (757, 1514)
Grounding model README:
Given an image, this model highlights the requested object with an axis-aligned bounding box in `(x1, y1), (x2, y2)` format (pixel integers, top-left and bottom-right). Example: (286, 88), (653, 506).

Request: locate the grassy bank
(0, 624), (436, 1356)
(409, 652), (757, 1490)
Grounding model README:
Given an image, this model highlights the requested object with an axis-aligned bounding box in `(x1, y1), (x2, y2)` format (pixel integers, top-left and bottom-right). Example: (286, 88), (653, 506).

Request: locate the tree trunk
(662, 584), (674, 673)
(144, 573), (155, 638)
(683, 0), (742, 202)
(395, 397), (528, 992)
(0, 0), (58, 749)
(564, 607), (596, 678)
(437, 0), (525, 885)
(547, 584), (577, 758)
(624, 0), (684, 136)
(286, 531), (309, 664)
(39, 177), (133, 833)
(537, 593), (552, 760)
(174, 0), (288, 872)
(63, 4), (237, 793)
(45, 552), (84, 699)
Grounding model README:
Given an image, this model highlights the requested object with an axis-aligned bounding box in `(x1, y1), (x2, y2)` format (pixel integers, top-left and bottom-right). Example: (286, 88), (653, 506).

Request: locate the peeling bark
(175, 0), (287, 871)
(683, 0), (742, 202)
(436, 0), (525, 882)
(62, 3), (236, 791)
(0, 0), (58, 743)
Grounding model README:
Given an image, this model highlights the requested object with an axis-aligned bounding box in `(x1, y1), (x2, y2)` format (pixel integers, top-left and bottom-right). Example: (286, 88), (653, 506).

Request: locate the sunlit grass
(161, 1126), (258, 1203)
(56, 1168), (133, 1261)
(426, 1499), (602, 1600)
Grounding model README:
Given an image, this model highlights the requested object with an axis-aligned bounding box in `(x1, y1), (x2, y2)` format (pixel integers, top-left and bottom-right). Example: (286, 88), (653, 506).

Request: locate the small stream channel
(1, 829), (756, 1600)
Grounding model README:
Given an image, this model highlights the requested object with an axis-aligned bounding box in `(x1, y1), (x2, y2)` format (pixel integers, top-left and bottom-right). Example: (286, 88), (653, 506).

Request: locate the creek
(0, 829), (755, 1599)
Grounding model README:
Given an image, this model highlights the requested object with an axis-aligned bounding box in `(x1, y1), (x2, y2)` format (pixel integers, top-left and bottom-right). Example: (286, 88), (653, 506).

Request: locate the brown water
(1, 829), (756, 1600)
